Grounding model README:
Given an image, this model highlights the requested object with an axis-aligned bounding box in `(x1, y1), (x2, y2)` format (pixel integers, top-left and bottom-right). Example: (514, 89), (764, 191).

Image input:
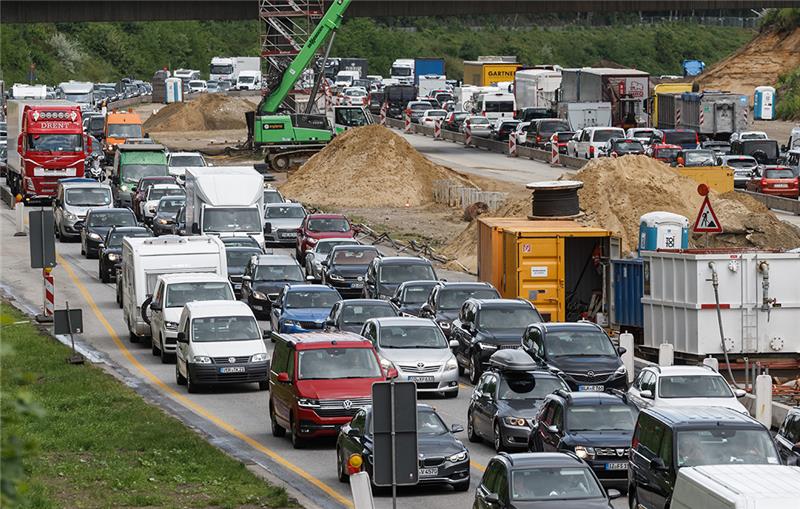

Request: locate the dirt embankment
(280, 125), (471, 208)
(442, 155), (800, 272)
(143, 94), (256, 132)
(694, 26), (800, 98)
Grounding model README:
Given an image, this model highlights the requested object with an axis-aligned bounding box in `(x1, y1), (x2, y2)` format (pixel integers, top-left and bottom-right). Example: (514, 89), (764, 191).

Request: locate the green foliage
(776, 67), (800, 120)
(758, 8), (800, 33)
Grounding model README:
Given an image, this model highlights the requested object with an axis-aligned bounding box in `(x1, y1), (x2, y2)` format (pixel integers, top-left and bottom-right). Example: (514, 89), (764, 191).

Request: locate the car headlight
(437, 321), (451, 330)
(193, 356), (212, 364)
(283, 320), (298, 327)
(107, 253), (119, 262)
(445, 357), (458, 371)
(88, 232), (102, 241)
(615, 365), (627, 377)
(252, 291), (268, 300)
(165, 321), (179, 331)
(250, 352), (268, 363)
(447, 451), (468, 463)
(156, 218), (170, 225)
(64, 211), (77, 221)
(298, 398), (320, 408)
(574, 446), (596, 459)
(477, 342), (498, 350)
(121, 185), (129, 192)
(504, 417), (528, 427)
(328, 273), (344, 282)
(306, 238), (318, 245)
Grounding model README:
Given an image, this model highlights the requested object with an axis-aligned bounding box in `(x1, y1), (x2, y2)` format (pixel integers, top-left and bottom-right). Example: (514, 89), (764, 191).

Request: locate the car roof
(645, 365), (720, 377)
(553, 391), (628, 406)
(642, 406), (763, 428)
(378, 256), (430, 265)
(285, 284), (338, 292)
(255, 254), (297, 265)
(150, 183), (181, 189)
(398, 280), (438, 289)
(169, 151), (203, 157)
(472, 298), (531, 308)
(342, 299), (393, 307)
(109, 226), (148, 233)
(535, 321), (602, 332)
(434, 281), (494, 290)
(225, 246), (262, 253)
(88, 207), (131, 215)
(306, 213), (347, 219)
(494, 452), (586, 469)
(184, 300), (253, 318)
(280, 331), (373, 350)
(157, 273), (230, 284)
(266, 201), (302, 207)
(59, 180), (112, 189)
(372, 316), (435, 327)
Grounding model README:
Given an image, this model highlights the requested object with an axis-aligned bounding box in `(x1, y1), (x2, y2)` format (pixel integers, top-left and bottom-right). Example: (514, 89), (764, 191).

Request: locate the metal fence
(433, 180), (507, 211)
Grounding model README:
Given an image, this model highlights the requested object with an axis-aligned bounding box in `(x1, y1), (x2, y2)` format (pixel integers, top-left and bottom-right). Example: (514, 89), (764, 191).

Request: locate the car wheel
(337, 448), (348, 483)
(270, 401), (286, 437)
(175, 363), (186, 385)
(186, 369), (199, 393)
(467, 411), (480, 443)
(493, 421), (505, 452)
(151, 337), (161, 356)
(444, 388), (458, 399)
(159, 338), (172, 364)
(469, 353), (482, 385)
(290, 415), (303, 449)
(129, 329), (139, 343)
(258, 381), (269, 391)
(453, 479), (470, 492)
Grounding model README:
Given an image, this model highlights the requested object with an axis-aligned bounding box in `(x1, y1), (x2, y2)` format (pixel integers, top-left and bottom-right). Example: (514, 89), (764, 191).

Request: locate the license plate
(281, 232), (296, 238)
(34, 167), (76, 177)
(605, 462), (628, 471)
(578, 385), (605, 392)
(418, 468), (438, 477)
(350, 282), (364, 289)
(773, 183), (789, 188)
(409, 376), (434, 382)
(234, 284), (242, 290)
(219, 366), (245, 374)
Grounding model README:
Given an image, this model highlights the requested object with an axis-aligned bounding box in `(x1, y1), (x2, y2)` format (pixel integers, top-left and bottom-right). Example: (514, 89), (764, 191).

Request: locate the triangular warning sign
(693, 196), (723, 233)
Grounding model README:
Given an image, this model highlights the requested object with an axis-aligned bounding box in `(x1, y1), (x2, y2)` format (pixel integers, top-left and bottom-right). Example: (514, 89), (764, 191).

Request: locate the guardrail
(737, 189), (800, 215)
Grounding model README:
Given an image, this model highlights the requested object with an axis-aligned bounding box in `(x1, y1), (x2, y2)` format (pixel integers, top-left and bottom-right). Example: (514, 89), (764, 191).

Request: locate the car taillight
(482, 111), (486, 117)
(513, 111), (517, 119)
(536, 135), (541, 143)
(762, 178), (768, 187)
(589, 145), (595, 156)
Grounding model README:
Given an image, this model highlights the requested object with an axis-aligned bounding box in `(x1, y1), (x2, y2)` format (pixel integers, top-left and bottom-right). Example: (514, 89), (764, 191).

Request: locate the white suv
(568, 127), (625, 159)
(627, 365), (748, 414)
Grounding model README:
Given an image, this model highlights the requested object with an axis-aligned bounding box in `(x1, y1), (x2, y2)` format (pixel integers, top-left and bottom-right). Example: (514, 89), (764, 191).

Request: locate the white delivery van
(121, 235), (227, 342)
(236, 70), (262, 91)
(144, 273), (235, 361)
(478, 91), (515, 121)
(184, 166), (265, 246)
(335, 70), (360, 89)
(175, 300), (269, 393)
(672, 464), (800, 509)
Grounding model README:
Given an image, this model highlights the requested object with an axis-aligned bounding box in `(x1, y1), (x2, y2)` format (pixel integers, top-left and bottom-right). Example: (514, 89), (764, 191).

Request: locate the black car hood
(88, 225), (114, 237)
(496, 399), (545, 418)
(378, 283), (399, 297)
(155, 211), (178, 221)
(398, 304), (425, 316)
(417, 434), (464, 458)
(252, 280), (301, 294)
(566, 431), (633, 448)
(328, 265), (369, 278)
(510, 499), (611, 509)
(478, 329), (524, 344)
(547, 355), (621, 374)
(434, 310), (459, 322)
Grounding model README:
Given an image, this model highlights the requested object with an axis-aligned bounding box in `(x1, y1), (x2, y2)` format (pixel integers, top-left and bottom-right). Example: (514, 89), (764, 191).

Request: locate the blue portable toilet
(165, 77), (183, 104)
(682, 60), (705, 77)
(754, 86), (776, 121)
(638, 212), (689, 254)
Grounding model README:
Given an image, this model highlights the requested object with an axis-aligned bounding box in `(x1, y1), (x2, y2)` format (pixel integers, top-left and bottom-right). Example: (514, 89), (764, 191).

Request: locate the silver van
(53, 178), (113, 240)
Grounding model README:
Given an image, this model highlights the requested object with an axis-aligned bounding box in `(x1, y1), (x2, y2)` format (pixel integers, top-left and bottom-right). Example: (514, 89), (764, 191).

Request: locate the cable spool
(526, 180), (584, 219)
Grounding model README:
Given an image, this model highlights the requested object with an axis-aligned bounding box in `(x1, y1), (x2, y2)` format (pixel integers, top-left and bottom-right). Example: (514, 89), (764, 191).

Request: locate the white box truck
(121, 236), (227, 341)
(209, 57), (260, 83)
(672, 465), (800, 509)
(514, 68), (562, 111)
(184, 167), (265, 246)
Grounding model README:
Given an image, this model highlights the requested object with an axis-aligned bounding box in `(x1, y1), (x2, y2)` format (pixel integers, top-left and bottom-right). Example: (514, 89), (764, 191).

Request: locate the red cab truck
(7, 100), (87, 201)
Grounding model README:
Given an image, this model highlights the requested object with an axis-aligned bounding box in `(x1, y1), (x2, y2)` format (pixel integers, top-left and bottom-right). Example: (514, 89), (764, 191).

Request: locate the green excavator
(252, 0), (371, 170)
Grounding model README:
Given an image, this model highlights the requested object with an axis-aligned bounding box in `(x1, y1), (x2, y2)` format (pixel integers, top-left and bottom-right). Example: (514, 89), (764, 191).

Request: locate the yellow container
(478, 218), (614, 322)
(652, 82), (692, 126)
(463, 62), (522, 86)
(677, 166), (734, 193)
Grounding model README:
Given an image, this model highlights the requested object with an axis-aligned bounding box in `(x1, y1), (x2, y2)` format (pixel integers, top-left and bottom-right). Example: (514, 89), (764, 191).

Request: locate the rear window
(664, 131), (698, 146)
(484, 101), (514, 113)
(725, 158), (756, 169)
(539, 120), (570, 134)
(592, 129), (624, 143)
(765, 169), (795, 179)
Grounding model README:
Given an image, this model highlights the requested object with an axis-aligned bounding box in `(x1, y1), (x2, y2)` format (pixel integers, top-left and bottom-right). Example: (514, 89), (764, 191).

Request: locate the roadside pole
(550, 133), (560, 165)
(380, 102), (387, 126)
(464, 121), (472, 147)
(372, 380), (417, 509)
(14, 194), (27, 236)
(29, 208), (57, 323)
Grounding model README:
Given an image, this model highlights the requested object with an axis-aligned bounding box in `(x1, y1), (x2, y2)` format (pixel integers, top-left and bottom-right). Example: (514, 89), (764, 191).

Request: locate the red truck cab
(268, 331), (393, 447)
(746, 166), (799, 198)
(295, 213), (355, 259)
(6, 100), (87, 202)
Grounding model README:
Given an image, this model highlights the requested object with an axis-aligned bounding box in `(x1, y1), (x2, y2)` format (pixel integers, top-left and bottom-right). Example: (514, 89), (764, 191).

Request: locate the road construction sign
(693, 196), (722, 233)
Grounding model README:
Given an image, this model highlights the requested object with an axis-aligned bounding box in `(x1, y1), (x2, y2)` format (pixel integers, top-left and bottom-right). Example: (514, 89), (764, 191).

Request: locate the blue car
(269, 284), (342, 334)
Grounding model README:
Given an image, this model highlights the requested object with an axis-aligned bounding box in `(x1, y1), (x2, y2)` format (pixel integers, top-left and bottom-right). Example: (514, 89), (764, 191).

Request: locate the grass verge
(0, 300), (294, 509)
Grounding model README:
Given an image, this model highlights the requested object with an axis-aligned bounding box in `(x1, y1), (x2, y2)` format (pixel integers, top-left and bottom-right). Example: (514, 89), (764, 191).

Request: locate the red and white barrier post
(508, 131), (518, 157)
(38, 267), (54, 322)
(380, 102), (387, 126)
(434, 119), (442, 140)
(404, 111), (412, 133)
(464, 120), (473, 147)
(675, 104), (681, 128)
(550, 133), (560, 165)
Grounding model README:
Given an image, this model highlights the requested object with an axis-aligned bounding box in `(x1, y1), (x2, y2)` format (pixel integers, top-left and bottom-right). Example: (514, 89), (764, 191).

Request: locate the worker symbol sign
(693, 196), (722, 233)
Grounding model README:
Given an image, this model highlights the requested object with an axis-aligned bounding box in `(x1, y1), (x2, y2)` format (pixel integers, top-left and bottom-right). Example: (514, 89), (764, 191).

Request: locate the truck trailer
(678, 91), (749, 140)
(514, 68), (562, 112)
(463, 59), (522, 87)
(560, 68), (650, 129)
(414, 58), (446, 85)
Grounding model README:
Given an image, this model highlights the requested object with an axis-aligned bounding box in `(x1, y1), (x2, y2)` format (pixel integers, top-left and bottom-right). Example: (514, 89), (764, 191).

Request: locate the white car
(730, 131), (768, 142)
(188, 80), (207, 93)
(626, 128), (658, 144)
(168, 151), (207, 182)
(342, 87), (367, 106)
(142, 184), (183, 223)
(568, 127), (626, 159)
(460, 115), (492, 138)
(419, 109), (448, 128)
(175, 300), (269, 393)
(147, 273), (235, 362)
(514, 121), (531, 145)
(627, 365), (749, 414)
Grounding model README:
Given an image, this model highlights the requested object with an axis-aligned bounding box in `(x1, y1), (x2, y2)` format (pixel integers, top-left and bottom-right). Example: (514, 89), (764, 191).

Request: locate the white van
(175, 300), (269, 393)
(672, 464), (800, 509)
(121, 236), (227, 342)
(53, 179), (113, 240)
(335, 70), (360, 89)
(479, 92), (515, 121)
(144, 273), (235, 362)
(236, 70), (261, 91)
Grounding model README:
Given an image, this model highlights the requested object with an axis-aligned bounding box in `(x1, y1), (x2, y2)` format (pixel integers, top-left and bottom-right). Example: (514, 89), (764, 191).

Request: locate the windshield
(659, 375), (733, 398)
(148, 187), (181, 202)
(593, 130), (623, 143)
(263, 191), (284, 204)
(540, 120), (570, 134)
(568, 404), (637, 432)
(88, 211), (135, 227)
(191, 315), (259, 342)
(378, 325), (447, 349)
(286, 290), (339, 309)
(656, 148), (680, 160)
(332, 249), (378, 266)
(298, 348), (381, 380)
(64, 92), (92, 103)
(121, 164), (167, 183)
(65, 188), (111, 207)
(27, 134), (82, 152)
(484, 101), (514, 113)
(677, 429), (779, 468)
(341, 304), (395, 325)
(380, 264), (435, 284)
(335, 108), (368, 127)
(266, 206), (305, 219)
(725, 158), (756, 169)
(157, 198), (185, 213)
(545, 329), (617, 356)
(438, 288), (498, 310)
(225, 250), (260, 270)
(557, 132), (575, 142)
(210, 64), (233, 75)
(478, 307), (542, 330)
(401, 285), (435, 304)
(684, 151), (716, 166)
(665, 131), (698, 146)
(108, 124), (143, 138)
(511, 467), (605, 501)
(615, 141), (644, 152)
(766, 169), (795, 179)
(417, 410), (448, 435)
(238, 77), (254, 84)
(254, 264), (303, 282)
(631, 130), (655, 138)
(166, 282), (233, 308)
(498, 375), (567, 400)
(169, 155), (205, 167)
(391, 67), (412, 77)
(107, 230), (150, 247)
(307, 218), (350, 232)
(203, 208), (261, 233)
(741, 133), (766, 140)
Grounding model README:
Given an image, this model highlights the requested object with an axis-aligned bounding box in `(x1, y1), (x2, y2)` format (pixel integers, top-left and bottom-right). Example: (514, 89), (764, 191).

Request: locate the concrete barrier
(1, 182), (15, 209)
(737, 189), (800, 215)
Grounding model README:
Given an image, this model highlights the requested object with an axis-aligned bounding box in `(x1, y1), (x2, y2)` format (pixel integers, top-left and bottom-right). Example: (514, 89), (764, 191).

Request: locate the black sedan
(336, 404), (470, 492)
(225, 246), (263, 297)
(389, 280), (438, 317)
(98, 226), (152, 283)
(151, 196), (185, 236)
(322, 245), (380, 298)
(602, 138), (645, 157)
(81, 208), (138, 259)
(325, 299), (398, 334)
(420, 281), (500, 337)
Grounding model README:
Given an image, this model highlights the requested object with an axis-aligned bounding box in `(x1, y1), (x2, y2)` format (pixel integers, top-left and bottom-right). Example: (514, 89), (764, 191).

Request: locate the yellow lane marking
(471, 460), (486, 471)
(57, 254), (354, 508)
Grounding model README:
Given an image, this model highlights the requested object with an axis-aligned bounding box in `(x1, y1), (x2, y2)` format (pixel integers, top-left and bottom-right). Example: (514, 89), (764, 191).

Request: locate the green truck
(111, 143), (168, 207)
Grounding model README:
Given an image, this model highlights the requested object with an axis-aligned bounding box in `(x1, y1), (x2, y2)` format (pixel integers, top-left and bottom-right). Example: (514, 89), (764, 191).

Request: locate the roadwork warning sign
(693, 196), (722, 233)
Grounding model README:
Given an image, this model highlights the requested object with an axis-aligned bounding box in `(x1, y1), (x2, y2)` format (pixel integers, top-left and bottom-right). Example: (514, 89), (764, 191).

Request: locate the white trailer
(121, 236), (227, 340)
(57, 81), (95, 111)
(209, 57), (260, 82)
(514, 68), (562, 111)
(184, 167), (265, 246)
(417, 76), (447, 100)
(672, 465), (800, 509)
(11, 84), (47, 100)
(642, 250), (800, 357)
(559, 102), (612, 131)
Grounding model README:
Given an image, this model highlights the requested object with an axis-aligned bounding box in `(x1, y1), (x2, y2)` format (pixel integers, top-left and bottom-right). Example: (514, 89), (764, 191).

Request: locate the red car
(746, 166), (800, 198)
(268, 332), (393, 447)
(648, 143), (682, 165)
(295, 213), (355, 260)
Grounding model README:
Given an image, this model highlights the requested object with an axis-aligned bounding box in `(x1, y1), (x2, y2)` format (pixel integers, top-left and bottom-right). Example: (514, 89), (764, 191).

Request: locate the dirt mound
(280, 125), (467, 208)
(442, 155), (800, 271)
(695, 26), (800, 98)
(144, 94), (255, 132)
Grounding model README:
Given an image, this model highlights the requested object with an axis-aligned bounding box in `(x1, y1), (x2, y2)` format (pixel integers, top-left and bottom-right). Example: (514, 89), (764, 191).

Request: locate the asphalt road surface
(0, 204), (627, 509)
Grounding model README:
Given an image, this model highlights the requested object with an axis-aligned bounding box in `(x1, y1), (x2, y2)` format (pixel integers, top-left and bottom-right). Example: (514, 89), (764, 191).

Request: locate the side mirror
(276, 372), (290, 383)
(98, 243), (105, 250)
(484, 493), (500, 505)
(640, 389), (654, 399)
(150, 302), (162, 312)
(268, 294), (279, 305)
(420, 303), (433, 316)
(325, 318), (335, 328)
(177, 332), (188, 343)
(306, 275), (315, 281)
(264, 223), (272, 234)
(449, 339), (459, 349)
(450, 424), (464, 433)
(617, 346), (627, 356)
(734, 389), (747, 398)
(386, 367), (399, 380)
(650, 457), (668, 472)
(242, 275), (252, 282)
(546, 424), (559, 433)
(607, 488), (622, 500)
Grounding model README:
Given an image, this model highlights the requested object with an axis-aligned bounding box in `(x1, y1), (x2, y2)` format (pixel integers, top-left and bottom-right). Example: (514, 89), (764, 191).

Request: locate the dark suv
(776, 407), (800, 466)
(240, 254), (304, 318)
(628, 407), (781, 509)
(363, 256), (437, 300)
(321, 245), (380, 298)
(529, 390), (638, 493)
(522, 322), (628, 391)
(419, 281), (500, 337)
(98, 226), (151, 283)
(450, 298), (543, 384)
(526, 118), (571, 149)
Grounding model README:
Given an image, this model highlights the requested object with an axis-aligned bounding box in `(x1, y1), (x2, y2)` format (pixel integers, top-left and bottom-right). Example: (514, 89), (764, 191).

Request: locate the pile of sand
(280, 125), (467, 208)
(695, 26), (800, 99)
(442, 155), (800, 272)
(144, 94), (255, 132)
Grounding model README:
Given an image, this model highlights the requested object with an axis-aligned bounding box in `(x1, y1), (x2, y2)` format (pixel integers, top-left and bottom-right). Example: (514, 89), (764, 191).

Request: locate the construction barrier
(508, 132), (518, 157)
(404, 113), (412, 133)
(550, 133), (560, 165)
(43, 267), (54, 318)
(434, 119), (442, 140)
(464, 121), (473, 146)
(379, 102), (387, 126)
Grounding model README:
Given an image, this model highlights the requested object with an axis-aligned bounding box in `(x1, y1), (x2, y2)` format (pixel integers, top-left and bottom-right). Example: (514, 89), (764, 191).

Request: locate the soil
(337, 203), (468, 248)
(695, 26), (800, 99)
(279, 125), (472, 208)
(143, 94), (257, 132)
